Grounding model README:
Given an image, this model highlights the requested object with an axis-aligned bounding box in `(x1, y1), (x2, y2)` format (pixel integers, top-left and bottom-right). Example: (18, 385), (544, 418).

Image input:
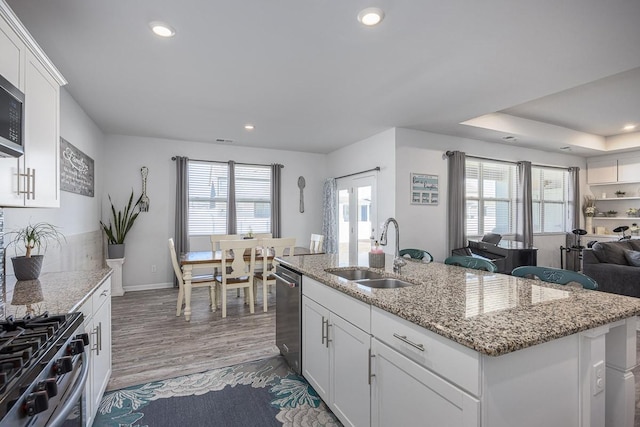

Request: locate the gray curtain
(322, 178), (338, 254)
(227, 160), (237, 234)
(174, 156), (189, 287)
(516, 161), (533, 248)
(568, 167), (580, 232)
(446, 151), (466, 254)
(271, 164), (283, 237)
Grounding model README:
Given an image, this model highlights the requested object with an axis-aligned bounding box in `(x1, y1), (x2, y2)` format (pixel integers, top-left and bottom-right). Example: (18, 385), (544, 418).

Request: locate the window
(465, 159), (517, 237)
(532, 167), (568, 233)
(187, 161), (271, 235)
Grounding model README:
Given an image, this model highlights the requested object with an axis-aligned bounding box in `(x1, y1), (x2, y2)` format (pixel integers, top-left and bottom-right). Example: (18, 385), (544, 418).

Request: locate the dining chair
(168, 238), (217, 317)
(399, 248), (433, 263)
(444, 255), (498, 272)
(254, 237), (296, 312)
(511, 266), (598, 290)
(310, 234), (324, 252)
(210, 234), (242, 251)
(253, 233), (273, 241)
(216, 239), (258, 318)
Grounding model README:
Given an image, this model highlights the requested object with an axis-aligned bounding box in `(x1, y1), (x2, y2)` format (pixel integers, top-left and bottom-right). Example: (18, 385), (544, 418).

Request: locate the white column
(105, 257), (125, 296)
(605, 318), (636, 427)
(579, 323), (610, 427)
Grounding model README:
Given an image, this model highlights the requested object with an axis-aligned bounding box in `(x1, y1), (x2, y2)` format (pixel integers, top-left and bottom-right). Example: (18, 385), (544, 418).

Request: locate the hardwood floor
(107, 286), (279, 390)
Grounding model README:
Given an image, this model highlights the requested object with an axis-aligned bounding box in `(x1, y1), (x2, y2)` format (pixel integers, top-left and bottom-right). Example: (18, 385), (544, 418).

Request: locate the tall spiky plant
(100, 191), (142, 244)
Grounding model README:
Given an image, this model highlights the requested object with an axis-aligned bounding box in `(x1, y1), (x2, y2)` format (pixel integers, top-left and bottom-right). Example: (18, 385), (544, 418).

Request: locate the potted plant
(626, 207), (638, 217)
(100, 190), (142, 258)
(606, 210), (618, 217)
(615, 190), (626, 198)
(4, 222), (65, 280)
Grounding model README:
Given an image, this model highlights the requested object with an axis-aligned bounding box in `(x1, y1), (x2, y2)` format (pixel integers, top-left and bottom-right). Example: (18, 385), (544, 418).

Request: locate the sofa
(582, 240), (640, 298)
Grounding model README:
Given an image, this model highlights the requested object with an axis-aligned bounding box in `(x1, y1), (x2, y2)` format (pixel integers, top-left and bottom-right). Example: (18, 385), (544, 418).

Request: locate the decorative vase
(585, 216), (593, 234)
(11, 255), (44, 281)
(107, 243), (125, 259)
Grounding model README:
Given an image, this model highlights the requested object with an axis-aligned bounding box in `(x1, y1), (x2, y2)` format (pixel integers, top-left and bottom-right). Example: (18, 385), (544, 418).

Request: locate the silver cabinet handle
(17, 167), (35, 199)
(101, 289), (109, 297)
(393, 333), (425, 351)
(98, 321), (103, 353)
(273, 272), (297, 287)
(325, 321), (331, 348)
(368, 348), (375, 385)
(321, 316), (327, 345)
(31, 167), (35, 199)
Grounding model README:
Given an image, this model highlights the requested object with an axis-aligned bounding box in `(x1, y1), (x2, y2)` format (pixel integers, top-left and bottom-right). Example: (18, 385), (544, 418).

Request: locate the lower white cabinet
(370, 338), (480, 427)
(80, 277), (112, 427)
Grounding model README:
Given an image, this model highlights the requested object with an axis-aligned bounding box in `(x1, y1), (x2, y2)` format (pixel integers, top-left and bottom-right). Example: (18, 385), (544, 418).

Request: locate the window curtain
(174, 156), (189, 288)
(227, 160), (237, 234)
(322, 178), (338, 254)
(568, 167), (580, 232)
(516, 161), (533, 248)
(271, 164), (283, 237)
(446, 151), (466, 254)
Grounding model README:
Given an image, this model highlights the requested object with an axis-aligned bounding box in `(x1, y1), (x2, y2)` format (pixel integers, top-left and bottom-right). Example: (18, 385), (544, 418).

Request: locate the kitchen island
(279, 253), (640, 427)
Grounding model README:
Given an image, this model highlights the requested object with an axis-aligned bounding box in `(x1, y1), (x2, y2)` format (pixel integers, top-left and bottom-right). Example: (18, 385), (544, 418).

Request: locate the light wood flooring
(107, 286), (279, 390)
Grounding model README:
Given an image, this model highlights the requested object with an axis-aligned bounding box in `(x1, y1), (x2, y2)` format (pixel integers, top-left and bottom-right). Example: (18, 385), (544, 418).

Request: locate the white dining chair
(254, 237), (296, 312)
(168, 238), (217, 317)
(310, 233), (324, 253)
(210, 234), (242, 252)
(216, 239), (258, 318)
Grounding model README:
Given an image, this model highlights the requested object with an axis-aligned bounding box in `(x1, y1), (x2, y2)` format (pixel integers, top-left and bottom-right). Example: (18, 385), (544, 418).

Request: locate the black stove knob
(75, 333), (90, 346)
(23, 390), (48, 416)
(52, 356), (74, 375)
(37, 378), (58, 398)
(67, 339), (85, 355)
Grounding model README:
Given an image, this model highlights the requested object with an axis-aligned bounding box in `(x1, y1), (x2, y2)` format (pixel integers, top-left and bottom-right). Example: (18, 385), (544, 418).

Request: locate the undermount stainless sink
(326, 268), (384, 281)
(354, 278), (416, 289)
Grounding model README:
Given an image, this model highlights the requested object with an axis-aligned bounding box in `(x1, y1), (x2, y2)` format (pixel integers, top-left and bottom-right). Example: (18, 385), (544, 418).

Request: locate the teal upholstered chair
(399, 248), (433, 263)
(511, 266), (598, 290)
(444, 255), (498, 272)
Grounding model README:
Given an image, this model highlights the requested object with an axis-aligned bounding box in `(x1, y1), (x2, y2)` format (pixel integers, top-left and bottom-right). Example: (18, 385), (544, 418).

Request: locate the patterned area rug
(93, 356), (342, 427)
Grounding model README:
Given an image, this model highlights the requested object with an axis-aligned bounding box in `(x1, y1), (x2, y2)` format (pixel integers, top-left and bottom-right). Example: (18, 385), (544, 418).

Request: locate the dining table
(179, 246), (320, 321)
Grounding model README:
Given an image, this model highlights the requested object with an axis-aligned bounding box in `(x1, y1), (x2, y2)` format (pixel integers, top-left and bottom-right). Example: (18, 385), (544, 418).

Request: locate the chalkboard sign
(60, 138), (94, 197)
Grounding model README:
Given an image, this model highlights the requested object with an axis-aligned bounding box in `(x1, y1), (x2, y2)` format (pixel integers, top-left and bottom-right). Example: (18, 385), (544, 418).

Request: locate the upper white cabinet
(0, 2), (65, 207)
(587, 156), (640, 185)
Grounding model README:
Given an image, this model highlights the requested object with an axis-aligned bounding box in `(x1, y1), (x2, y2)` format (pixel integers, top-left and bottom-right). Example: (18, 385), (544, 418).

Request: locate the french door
(337, 174), (377, 264)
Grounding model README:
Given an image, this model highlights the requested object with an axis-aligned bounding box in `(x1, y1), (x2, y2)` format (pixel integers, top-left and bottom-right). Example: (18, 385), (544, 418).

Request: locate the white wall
(326, 128), (397, 252)
(101, 135), (327, 289)
(395, 128), (588, 267)
(4, 88), (105, 272)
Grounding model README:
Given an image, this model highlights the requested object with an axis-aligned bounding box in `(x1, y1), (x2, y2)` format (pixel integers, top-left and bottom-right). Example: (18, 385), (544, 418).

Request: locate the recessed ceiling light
(244, 124), (255, 131)
(149, 21), (175, 38)
(357, 7), (385, 26)
(502, 135), (518, 142)
(623, 124), (637, 131)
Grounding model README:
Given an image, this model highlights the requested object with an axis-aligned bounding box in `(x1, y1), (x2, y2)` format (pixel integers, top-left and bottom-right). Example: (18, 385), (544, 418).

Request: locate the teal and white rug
(93, 356), (341, 426)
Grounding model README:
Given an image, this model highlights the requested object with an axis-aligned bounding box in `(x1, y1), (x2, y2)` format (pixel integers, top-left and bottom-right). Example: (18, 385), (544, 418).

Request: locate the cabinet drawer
(303, 276), (370, 333)
(92, 278), (111, 310)
(371, 307), (480, 395)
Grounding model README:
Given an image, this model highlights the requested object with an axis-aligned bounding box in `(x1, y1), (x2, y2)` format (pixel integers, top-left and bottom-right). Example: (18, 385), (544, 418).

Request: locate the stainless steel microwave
(0, 73), (24, 158)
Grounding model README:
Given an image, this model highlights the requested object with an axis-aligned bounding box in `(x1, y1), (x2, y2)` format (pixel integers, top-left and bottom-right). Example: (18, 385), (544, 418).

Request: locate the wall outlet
(151, 264), (157, 273)
(592, 360), (605, 396)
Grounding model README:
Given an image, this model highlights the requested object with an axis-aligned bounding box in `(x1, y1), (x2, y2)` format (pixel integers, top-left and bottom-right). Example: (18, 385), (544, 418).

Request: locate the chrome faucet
(380, 217), (406, 273)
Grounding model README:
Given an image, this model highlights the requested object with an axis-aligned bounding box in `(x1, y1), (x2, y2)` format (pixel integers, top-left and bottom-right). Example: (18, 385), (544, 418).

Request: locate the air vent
(215, 138), (234, 144)
(501, 136), (518, 143)
(559, 146), (572, 151)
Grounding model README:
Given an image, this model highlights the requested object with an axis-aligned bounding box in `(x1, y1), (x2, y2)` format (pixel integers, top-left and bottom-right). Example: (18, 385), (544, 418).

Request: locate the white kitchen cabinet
(302, 277), (371, 427)
(0, 3), (63, 207)
(79, 277), (112, 427)
(587, 158), (617, 184)
(617, 156), (640, 183)
(371, 338), (480, 427)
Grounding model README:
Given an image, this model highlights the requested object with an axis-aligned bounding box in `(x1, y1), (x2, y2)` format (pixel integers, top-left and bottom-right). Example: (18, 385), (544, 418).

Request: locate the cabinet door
(0, 13), (25, 89)
(91, 286), (112, 413)
(617, 156), (640, 183)
(371, 339), (480, 427)
(587, 159), (617, 184)
(330, 314), (371, 427)
(23, 51), (60, 207)
(302, 296), (330, 401)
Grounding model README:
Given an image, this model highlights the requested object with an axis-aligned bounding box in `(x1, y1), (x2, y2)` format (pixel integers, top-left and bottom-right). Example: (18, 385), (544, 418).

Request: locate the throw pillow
(625, 250), (640, 267)
(592, 241), (633, 265)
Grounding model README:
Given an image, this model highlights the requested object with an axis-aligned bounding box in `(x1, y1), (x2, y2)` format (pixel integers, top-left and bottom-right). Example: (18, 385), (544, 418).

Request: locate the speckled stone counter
(2, 269), (112, 319)
(279, 254), (640, 356)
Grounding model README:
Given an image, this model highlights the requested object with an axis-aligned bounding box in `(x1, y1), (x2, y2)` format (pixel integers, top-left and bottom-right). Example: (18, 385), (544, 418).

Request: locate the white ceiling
(6, 0), (640, 155)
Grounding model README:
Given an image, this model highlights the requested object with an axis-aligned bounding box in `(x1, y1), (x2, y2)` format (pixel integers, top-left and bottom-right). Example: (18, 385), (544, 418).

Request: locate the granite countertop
(2, 269), (113, 319)
(280, 254), (640, 357)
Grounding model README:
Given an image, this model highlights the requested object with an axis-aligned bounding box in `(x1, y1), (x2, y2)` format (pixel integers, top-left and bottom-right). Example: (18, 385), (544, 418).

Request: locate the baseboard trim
(123, 282), (175, 292)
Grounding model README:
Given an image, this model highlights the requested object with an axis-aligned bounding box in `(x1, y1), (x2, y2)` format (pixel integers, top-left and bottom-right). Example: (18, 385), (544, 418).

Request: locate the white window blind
(187, 161), (272, 236)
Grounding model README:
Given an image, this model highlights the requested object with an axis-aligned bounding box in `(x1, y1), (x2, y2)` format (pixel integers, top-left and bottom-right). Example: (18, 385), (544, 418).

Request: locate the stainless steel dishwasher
(274, 263), (302, 374)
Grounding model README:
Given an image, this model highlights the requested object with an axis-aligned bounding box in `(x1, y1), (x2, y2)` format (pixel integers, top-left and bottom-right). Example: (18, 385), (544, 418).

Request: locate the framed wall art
(60, 137), (95, 197)
(410, 173), (438, 205)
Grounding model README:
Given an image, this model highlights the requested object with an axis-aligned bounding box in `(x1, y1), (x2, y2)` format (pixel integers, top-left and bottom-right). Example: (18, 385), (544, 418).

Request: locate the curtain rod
(335, 166), (380, 180)
(449, 152), (572, 171)
(171, 157), (284, 168)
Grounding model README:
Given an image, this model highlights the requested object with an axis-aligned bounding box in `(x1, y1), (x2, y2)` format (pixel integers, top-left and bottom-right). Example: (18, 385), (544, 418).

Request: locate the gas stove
(0, 311), (87, 427)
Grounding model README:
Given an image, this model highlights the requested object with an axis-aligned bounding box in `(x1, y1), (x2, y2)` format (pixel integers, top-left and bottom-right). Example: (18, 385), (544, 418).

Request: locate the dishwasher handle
(273, 272), (299, 288)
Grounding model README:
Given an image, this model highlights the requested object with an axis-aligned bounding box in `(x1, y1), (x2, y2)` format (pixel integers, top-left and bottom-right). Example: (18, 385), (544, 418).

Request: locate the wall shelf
(593, 217), (640, 220)
(595, 196), (640, 201)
